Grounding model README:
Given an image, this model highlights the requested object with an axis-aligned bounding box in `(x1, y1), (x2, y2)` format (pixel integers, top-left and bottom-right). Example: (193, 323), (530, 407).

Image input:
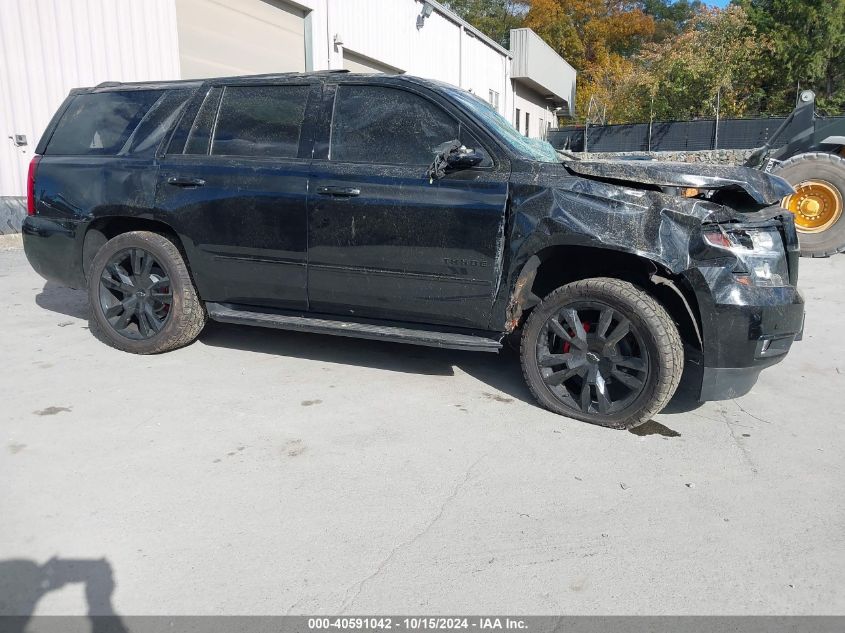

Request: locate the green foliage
(445, 0), (845, 122)
(641, 0), (704, 42)
(439, 0), (527, 48)
(634, 7), (773, 120)
(738, 0), (845, 114)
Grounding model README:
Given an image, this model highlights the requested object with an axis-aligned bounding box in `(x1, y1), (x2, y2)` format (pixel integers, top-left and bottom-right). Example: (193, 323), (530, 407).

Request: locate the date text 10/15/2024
(308, 618), (528, 630)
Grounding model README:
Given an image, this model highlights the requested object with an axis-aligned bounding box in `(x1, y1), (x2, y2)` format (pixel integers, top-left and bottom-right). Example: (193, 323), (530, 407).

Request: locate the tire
(520, 278), (683, 429)
(88, 231), (206, 354)
(772, 152), (845, 257)
(0, 197), (25, 235)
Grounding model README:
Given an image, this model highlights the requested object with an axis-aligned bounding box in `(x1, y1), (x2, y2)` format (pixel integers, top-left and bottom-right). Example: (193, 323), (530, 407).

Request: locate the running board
(205, 302), (503, 352)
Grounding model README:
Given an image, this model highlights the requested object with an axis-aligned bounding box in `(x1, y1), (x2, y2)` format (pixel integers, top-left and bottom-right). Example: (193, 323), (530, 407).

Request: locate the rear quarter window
(210, 85), (310, 158)
(44, 89), (186, 156)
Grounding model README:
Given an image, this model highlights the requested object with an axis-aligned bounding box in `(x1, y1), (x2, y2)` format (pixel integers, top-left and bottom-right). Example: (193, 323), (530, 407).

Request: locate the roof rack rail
(96, 81), (122, 87)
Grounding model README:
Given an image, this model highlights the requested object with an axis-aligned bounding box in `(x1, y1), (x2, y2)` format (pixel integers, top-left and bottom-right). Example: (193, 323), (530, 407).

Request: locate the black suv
(23, 71), (805, 428)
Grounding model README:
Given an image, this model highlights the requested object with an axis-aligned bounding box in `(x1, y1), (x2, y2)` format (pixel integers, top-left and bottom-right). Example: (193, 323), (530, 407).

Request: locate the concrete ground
(1, 234), (843, 615)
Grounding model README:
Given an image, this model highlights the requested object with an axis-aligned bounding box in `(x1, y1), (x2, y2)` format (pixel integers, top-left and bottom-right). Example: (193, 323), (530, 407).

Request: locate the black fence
(549, 115), (845, 153)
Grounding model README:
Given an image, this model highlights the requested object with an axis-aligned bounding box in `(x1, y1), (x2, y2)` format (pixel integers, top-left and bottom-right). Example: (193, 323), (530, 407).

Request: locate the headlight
(703, 226), (789, 287)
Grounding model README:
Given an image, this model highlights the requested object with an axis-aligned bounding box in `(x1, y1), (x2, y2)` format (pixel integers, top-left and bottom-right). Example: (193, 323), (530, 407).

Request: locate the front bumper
(685, 269), (805, 401)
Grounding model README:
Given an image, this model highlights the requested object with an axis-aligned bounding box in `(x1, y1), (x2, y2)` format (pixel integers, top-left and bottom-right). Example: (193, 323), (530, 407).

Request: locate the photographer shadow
(0, 557), (127, 633)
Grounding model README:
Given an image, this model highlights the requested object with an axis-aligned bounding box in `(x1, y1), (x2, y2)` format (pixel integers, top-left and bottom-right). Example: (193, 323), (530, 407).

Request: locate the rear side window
(45, 90), (166, 155)
(184, 87), (222, 155)
(124, 89), (192, 156)
(211, 85), (309, 157)
(330, 85), (459, 165)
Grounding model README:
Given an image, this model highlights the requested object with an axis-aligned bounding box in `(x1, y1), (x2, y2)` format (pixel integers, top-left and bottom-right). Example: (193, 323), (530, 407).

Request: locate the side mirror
(427, 140), (484, 182)
(446, 148), (484, 169)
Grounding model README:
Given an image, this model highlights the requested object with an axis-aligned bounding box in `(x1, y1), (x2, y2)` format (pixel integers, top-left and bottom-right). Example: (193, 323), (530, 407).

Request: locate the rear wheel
(774, 152), (845, 257)
(520, 278), (683, 429)
(88, 231), (206, 354)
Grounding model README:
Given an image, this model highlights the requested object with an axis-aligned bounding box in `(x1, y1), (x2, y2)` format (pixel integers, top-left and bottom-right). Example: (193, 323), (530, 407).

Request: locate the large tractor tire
(774, 152), (845, 257)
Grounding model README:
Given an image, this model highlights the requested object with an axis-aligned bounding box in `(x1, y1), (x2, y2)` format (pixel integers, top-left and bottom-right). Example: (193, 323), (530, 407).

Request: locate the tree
(522, 0), (655, 69)
(440, 0), (528, 48)
(579, 55), (654, 124)
(522, 0), (656, 121)
(446, 0), (845, 124)
(634, 6), (773, 120)
(737, 0), (845, 114)
(642, 0), (705, 42)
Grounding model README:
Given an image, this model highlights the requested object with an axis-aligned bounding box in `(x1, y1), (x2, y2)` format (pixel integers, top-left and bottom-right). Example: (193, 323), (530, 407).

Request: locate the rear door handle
(167, 176), (206, 187)
(316, 186), (360, 197)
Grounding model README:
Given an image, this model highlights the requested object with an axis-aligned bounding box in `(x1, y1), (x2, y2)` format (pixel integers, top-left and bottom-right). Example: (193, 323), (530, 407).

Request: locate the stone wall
(576, 148), (759, 166)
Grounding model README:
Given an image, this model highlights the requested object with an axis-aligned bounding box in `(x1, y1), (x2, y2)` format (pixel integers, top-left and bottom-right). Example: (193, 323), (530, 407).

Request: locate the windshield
(446, 87), (560, 163)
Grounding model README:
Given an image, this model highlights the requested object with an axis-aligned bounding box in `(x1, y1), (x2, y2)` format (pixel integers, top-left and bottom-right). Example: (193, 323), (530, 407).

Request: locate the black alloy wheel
(99, 247), (173, 339)
(537, 302), (649, 416)
(520, 278), (683, 428)
(88, 231), (206, 354)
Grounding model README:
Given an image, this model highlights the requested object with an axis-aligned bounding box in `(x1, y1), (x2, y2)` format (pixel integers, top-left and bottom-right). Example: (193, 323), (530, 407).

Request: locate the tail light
(27, 155), (41, 216)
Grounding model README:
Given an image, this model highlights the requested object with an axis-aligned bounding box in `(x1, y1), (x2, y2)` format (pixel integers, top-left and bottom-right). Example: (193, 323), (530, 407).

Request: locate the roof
(82, 70), (357, 92)
(75, 71), (468, 95)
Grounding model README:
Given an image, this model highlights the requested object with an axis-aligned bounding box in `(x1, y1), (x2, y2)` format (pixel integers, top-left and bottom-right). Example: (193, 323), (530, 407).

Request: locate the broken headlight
(703, 226), (789, 287)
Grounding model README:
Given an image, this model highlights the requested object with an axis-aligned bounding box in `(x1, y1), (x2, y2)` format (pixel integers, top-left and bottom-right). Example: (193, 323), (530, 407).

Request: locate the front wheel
(520, 278), (683, 429)
(88, 231), (206, 354)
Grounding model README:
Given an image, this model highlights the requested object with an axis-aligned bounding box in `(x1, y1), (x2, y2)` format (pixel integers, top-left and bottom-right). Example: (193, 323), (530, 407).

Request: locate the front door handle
(167, 176), (206, 187)
(316, 186), (360, 197)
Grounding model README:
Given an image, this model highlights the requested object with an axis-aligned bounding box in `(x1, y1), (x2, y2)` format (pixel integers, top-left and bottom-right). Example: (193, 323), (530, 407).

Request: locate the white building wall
(459, 30), (510, 115)
(0, 0), (181, 197)
(325, 0), (510, 116)
(510, 28), (576, 115)
(175, 0), (308, 78)
(513, 83), (558, 139)
(1, 0), (569, 201)
(295, 0), (330, 71)
(327, 0), (456, 85)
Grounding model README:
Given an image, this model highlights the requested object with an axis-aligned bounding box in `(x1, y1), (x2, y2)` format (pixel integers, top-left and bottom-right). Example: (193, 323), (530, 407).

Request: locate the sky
(708, 0), (731, 6)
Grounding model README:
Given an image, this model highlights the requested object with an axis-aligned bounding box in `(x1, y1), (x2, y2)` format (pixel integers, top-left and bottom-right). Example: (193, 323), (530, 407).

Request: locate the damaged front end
(505, 159), (805, 401)
(558, 159), (800, 278)
(564, 159), (794, 207)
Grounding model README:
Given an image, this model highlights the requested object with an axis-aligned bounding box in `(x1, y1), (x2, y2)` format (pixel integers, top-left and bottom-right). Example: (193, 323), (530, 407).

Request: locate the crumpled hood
(563, 159), (794, 206)
(506, 160), (797, 277)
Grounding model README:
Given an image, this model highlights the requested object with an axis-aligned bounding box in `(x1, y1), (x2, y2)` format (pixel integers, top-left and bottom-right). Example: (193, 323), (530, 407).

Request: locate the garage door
(342, 50), (402, 75)
(176, 0), (306, 78)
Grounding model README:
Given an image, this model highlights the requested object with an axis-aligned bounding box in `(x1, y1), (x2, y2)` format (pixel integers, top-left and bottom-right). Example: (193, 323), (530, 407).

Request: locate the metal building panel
(459, 31), (508, 115)
(329, 0), (511, 110)
(510, 28), (576, 113)
(513, 82), (559, 138)
(342, 50), (402, 74)
(330, 0), (459, 81)
(175, 0), (307, 79)
(0, 0), (181, 197)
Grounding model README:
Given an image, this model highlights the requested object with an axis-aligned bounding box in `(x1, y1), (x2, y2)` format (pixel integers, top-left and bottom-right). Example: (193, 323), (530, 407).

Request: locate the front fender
(488, 172), (771, 332)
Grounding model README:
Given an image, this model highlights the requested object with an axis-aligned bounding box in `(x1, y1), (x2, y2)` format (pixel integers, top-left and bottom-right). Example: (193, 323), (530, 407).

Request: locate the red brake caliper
(561, 322), (590, 353)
